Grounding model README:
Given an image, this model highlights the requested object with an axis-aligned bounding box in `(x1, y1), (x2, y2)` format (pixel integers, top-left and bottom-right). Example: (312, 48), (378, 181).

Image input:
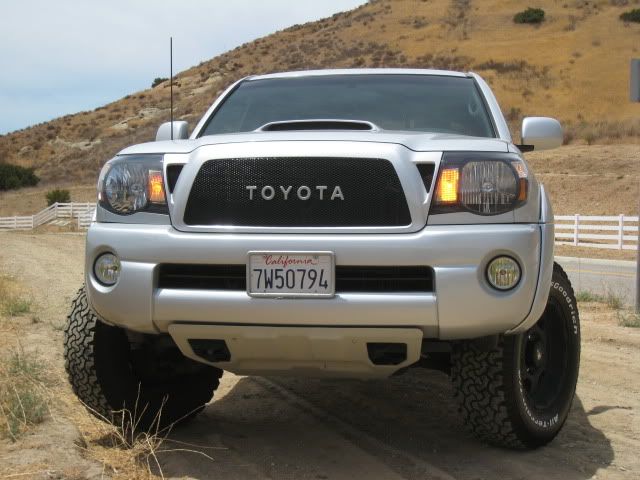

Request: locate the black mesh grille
(158, 264), (433, 293)
(335, 266), (433, 292)
(183, 157), (410, 227)
(158, 264), (245, 290)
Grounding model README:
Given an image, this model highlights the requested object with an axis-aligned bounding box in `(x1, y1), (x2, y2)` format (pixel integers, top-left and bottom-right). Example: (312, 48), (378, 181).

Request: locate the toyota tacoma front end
(64, 69), (580, 449)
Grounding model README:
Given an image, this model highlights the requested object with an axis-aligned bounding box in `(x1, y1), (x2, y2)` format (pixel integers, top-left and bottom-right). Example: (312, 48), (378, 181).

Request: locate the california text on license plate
(247, 252), (335, 298)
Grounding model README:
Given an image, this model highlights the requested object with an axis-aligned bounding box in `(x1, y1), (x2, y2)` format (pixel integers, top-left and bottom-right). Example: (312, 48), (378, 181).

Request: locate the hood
(118, 130), (510, 156)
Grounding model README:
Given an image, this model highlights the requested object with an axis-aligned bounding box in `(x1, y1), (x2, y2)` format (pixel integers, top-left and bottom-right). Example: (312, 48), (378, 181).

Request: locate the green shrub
(151, 77), (168, 88)
(0, 163), (40, 191)
(514, 7), (545, 24)
(45, 188), (71, 206)
(620, 9), (640, 22)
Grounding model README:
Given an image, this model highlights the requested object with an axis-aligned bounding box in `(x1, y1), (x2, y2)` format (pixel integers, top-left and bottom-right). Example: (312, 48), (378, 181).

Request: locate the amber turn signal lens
(518, 178), (528, 202)
(511, 161), (529, 202)
(148, 170), (166, 203)
(435, 168), (459, 204)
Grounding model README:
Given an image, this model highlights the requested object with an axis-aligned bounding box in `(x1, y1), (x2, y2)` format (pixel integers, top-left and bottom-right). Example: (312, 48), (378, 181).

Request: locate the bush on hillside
(514, 7), (545, 24)
(620, 9), (640, 22)
(151, 77), (168, 88)
(45, 188), (70, 206)
(0, 163), (40, 191)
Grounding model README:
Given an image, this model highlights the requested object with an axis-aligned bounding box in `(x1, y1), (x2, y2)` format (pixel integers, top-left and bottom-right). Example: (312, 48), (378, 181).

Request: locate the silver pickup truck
(64, 69), (580, 449)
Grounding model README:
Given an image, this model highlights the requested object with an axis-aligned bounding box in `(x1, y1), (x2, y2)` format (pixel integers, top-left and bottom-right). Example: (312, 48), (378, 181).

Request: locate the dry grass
(0, 346), (51, 441)
(0, 276), (47, 441)
(70, 398), (222, 479)
(73, 408), (169, 479)
(576, 289), (625, 310)
(577, 288), (640, 328)
(617, 310), (640, 328)
(0, 274), (33, 317)
(0, 0), (638, 187)
(563, 118), (640, 146)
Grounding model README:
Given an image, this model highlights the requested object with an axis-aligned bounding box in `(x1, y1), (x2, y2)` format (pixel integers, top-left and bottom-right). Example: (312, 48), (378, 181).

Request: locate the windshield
(200, 74), (495, 138)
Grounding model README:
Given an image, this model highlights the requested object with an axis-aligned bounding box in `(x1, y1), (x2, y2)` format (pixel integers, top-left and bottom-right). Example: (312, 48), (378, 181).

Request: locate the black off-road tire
(64, 286), (222, 431)
(451, 262), (580, 449)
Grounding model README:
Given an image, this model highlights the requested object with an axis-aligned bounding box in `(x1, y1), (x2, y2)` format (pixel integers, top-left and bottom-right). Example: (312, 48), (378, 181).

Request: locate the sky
(0, 0), (365, 134)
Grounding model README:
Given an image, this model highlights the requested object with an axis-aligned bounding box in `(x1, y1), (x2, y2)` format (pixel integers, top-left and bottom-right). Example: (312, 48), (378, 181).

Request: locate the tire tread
(63, 286), (221, 429)
(451, 262), (578, 449)
(63, 287), (113, 421)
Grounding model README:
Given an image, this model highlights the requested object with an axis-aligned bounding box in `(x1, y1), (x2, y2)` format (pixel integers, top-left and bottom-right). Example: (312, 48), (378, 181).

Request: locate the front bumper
(85, 221), (553, 343)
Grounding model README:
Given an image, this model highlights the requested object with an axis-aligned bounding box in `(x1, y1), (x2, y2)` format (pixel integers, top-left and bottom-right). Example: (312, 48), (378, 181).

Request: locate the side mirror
(520, 117), (563, 151)
(156, 121), (189, 141)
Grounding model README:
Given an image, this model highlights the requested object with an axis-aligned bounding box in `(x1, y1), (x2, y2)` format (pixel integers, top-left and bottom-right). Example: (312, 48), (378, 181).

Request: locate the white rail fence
(0, 202), (95, 230)
(555, 215), (639, 251)
(0, 205), (639, 250)
(77, 208), (95, 229)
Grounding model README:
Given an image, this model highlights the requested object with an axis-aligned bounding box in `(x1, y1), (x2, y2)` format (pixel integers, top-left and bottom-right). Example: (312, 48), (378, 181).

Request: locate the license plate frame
(246, 251), (335, 298)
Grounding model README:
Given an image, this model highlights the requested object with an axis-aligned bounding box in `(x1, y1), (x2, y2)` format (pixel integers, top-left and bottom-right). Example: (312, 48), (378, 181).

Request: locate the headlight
(97, 155), (168, 215)
(431, 153), (528, 216)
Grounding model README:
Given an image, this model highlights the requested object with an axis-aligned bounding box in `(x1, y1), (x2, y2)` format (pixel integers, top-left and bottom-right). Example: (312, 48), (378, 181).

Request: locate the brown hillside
(0, 0), (639, 185)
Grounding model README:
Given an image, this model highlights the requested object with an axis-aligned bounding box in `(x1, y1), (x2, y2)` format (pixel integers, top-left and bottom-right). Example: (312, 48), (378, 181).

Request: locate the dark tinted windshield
(200, 74), (495, 138)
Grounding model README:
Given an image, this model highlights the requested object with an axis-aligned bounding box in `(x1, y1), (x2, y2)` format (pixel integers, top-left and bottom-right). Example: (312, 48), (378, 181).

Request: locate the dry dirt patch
(554, 245), (637, 262)
(528, 144), (640, 217)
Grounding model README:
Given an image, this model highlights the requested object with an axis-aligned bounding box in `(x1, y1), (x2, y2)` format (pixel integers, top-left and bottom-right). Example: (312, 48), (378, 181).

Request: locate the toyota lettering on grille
(246, 185), (344, 201)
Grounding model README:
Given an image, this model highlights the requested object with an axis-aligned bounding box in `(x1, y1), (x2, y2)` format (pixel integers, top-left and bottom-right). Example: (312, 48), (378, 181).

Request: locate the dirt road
(0, 231), (638, 479)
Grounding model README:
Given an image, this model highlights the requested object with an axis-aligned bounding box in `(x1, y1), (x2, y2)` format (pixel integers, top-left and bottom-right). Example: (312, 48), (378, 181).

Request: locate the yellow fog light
(94, 253), (121, 286)
(486, 256), (521, 291)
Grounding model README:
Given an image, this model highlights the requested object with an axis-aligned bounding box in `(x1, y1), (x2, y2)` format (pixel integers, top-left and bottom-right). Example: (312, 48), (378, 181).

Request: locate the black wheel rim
(520, 297), (570, 411)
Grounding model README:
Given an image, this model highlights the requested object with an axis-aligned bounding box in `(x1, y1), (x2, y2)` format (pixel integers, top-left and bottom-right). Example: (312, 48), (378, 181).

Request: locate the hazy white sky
(0, 0), (365, 134)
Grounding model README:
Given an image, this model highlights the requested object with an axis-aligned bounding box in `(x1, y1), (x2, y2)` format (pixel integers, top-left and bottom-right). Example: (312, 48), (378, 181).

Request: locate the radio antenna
(170, 36), (173, 140)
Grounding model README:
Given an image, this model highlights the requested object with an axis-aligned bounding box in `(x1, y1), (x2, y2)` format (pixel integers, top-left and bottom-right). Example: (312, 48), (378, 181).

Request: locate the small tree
(620, 9), (640, 23)
(45, 189), (71, 206)
(514, 7), (545, 24)
(151, 77), (168, 88)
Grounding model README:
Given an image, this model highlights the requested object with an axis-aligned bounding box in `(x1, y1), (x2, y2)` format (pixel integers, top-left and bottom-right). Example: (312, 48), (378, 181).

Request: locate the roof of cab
(248, 68), (469, 81)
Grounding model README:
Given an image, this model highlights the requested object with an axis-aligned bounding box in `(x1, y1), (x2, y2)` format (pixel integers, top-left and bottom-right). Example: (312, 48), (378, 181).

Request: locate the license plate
(247, 252), (335, 298)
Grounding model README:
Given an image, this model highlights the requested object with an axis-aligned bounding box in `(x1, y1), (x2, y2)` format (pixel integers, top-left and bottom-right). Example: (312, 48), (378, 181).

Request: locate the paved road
(555, 256), (637, 306)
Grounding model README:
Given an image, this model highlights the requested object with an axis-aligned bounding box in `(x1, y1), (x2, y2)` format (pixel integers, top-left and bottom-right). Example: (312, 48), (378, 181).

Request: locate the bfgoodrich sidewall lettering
(512, 267), (581, 437)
